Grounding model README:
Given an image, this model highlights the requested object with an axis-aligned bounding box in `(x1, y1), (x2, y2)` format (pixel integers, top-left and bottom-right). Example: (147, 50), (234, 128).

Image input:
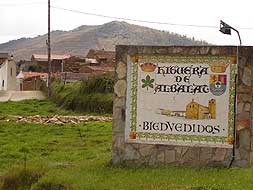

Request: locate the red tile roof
(31, 54), (71, 61)
(22, 72), (48, 79)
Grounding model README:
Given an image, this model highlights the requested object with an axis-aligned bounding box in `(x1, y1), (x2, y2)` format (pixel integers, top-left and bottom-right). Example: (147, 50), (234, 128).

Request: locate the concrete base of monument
(125, 139), (233, 149)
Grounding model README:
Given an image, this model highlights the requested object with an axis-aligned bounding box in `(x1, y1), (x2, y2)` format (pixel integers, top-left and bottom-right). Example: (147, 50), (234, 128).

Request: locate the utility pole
(47, 0), (52, 97)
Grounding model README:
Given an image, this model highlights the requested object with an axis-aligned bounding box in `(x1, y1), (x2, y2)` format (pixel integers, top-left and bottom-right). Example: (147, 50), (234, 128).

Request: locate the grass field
(0, 99), (110, 119)
(0, 99), (75, 118)
(0, 100), (253, 190)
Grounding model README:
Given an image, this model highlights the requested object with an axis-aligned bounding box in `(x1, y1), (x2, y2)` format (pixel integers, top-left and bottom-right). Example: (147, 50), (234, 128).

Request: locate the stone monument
(113, 46), (253, 167)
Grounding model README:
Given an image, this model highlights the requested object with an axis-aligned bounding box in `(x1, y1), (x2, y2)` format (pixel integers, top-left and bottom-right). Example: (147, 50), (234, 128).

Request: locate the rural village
(0, 49), (115, 96)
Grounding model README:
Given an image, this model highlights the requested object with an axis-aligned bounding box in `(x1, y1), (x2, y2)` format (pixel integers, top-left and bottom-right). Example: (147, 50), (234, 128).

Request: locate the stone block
(165, 150), (176, 163)
(234, 148), (241, 161)
(155, 47), (168, 54)
(112, 118), (125, 133)
(239, 94), (252, 103)
(200, 148), (212, 162)
(130, 143), (139, 149)
(181, 147), (200, 164)
(250, 136), (253, 149)
(244, 103), (251, 112)
(199, 47), (210, 54)
(213, 148), (227, 162)
(143, 47), (153, 54)
(225, 148), (233, 160)
(116, 62), (127, 79)
(112, 149), (121, 164)
(210, 48), (218, 55)
(128, 47), (138, 55)
(171, 47), (184, 54)
(242, 66), (252, 86)
(119, 53), (127, 64)
(238, 57), (247, 69)
(156, 151), (165, 163)
(175, 147), (189, 160)
(236, 119), (250, 131)
(234, 159), (248, 167)
(113, 107), (123, 122)
(112, 135), (125, 150)
(157, 144), (169, 152)
(139, 144), (155, 157)
(136, 47), (144, 54)
(238, 69), (243, 83)
(239, 148), (250, 161)
(237, 102), (244, 114)
(237, 85), (252, 93)
(114, 80), (126, 98)
(237, 112), (250, 120)
(188, 48), (199, 55)
(148, 151), (158, 165)
(113, 97), (125, 108)
(249, 151), (253, 166)
(124, 145), (140, 160)
(238, 128), (250, 150)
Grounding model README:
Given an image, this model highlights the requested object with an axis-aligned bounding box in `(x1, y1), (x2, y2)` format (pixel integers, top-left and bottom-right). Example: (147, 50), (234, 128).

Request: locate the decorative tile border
(128, 55), (236, 147)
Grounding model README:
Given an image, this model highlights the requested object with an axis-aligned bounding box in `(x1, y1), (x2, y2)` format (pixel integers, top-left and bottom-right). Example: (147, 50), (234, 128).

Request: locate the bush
(31, 172), (73, 190)
(51, 75), (113, 114)
(32, 181), (72, 190)
(79, 75), (114, 94)
(1, 167), (44, 190)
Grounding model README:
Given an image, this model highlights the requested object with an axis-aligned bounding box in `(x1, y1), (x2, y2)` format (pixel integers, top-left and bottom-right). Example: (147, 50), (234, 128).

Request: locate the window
(2, 80), (4, 87)
(10, 68), (13, 76)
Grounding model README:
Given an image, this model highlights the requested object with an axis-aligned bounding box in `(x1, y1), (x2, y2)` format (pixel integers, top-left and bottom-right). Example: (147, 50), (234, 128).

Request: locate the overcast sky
(0, 0), (253, 45)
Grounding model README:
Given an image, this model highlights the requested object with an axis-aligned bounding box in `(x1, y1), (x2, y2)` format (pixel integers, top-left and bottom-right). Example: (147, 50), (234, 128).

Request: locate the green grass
(1, 100), (253, 190)
(0, 99), (111, 118)
(1, 121), (253, 190)
(0, 99), (75, 118)
(0, 121), (111, 171)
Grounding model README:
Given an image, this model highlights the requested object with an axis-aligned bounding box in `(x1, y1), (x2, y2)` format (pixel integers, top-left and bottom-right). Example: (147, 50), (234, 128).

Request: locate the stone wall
(112, 46), (253, 167)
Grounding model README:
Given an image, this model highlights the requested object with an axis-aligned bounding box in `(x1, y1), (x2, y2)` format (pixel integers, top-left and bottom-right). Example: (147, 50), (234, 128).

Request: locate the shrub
(31, 173), (73, 190)
(1, 167), (44, 190)
(51, 75), (113, 114)
(79, 75), (114, 94)
(32, 181), (72, 190)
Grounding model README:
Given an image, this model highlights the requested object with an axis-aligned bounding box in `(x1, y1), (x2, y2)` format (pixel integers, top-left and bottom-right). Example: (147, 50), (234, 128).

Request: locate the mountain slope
(0, 21), (208, 60)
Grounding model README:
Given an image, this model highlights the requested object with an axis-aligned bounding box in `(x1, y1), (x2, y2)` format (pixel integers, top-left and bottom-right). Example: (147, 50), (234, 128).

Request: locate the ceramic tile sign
(125, 55), (237, 148)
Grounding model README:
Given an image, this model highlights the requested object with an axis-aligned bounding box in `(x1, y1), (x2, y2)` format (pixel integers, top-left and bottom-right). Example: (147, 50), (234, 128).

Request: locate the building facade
(0, 53), (17, 91)
(16, 71), (48, 91)
(31, 54), (71, 73)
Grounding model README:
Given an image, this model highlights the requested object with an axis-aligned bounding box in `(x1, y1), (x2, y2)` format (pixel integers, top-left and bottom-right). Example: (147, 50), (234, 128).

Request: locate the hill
(0, 21), (208, 60)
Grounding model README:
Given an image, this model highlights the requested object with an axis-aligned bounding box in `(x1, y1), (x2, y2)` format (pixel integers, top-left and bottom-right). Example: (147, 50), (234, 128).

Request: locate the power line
(51, 5), (218, 29)
(1, 2), (252, 30)
(0, 2), (45, 6)
(51, 5), (253, 30)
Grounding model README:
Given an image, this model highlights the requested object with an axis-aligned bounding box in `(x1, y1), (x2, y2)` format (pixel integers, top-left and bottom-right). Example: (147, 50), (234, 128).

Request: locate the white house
(0, 53), (17, 90)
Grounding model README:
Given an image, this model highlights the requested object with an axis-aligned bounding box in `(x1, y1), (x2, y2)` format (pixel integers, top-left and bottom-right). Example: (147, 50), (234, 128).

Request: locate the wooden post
(47, 0), (52, 96)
